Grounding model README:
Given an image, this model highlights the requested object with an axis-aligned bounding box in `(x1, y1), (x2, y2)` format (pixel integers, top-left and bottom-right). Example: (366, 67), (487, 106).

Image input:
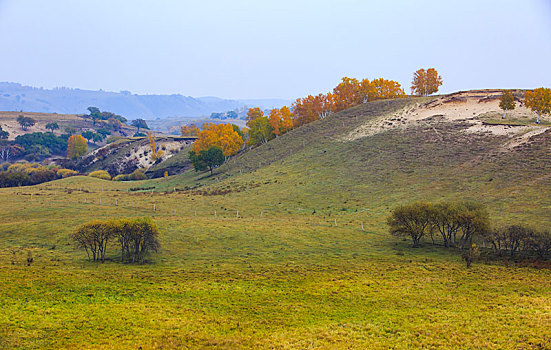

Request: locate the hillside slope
(160, 90), (551, 228)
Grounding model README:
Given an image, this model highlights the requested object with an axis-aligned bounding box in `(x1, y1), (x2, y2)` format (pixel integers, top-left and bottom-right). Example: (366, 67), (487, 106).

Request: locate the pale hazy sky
(0, 0), (550, 99)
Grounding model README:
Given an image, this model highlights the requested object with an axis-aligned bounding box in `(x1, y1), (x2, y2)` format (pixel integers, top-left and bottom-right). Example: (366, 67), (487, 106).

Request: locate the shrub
(88, 170), (111, 180)
(129, 169), (147, 180)
(57, 168), (78, 178)
(72, 218), (160, 264)
(113, 174), (129, 181)
(387, 202), (433, 247)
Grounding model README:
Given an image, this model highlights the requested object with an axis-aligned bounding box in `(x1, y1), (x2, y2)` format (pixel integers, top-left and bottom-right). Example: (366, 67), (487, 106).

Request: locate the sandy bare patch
(343, 90), (534, 142)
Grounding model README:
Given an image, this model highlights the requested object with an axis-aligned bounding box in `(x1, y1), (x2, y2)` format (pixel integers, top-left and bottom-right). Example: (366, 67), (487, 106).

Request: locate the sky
(0, 0), (550, 100)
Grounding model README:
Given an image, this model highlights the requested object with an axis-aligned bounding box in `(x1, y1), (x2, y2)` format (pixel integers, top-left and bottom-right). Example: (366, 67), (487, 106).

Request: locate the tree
(526, 230), (551, 259)
(499, 90), (516, 119)
(108, 117), (122, 132)
(81, 131), (96, 142)
(524, 87), (551, 124)
(87, 107), (101, 125)
(72, 218), (160, 264)
(387, 202), (433, 247)
(247, 116), (274, 146)
(131, 119), (149, 133)
(45, 122), (59, 133)
(189, 146), (225, 175)
(192, 123), (243, 157)
(71, 220), (113, 262)
(292, 94), (334, 127)
(180, 124), (200, 136)
(147, 131), (164, 161)
(411, 68), (443, 96)
(246, 107), (264, 127)
(113, 218), (160, 264)
(268, 107), (294, 136)
(332, 77), (361, 111)
(67, 135), (87, 159)
(369, 78), (407, 100)
(17, 115), (36, 131)
(0, 126), (8, 140)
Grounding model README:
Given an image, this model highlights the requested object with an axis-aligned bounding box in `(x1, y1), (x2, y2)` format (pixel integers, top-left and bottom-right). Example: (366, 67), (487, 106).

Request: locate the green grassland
(1, 97), (550, 349)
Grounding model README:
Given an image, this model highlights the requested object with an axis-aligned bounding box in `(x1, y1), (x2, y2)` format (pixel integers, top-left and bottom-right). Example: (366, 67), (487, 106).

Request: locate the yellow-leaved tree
(524, 87), (551, 124)
(147, 131), (164, 161)
(67, 135), (87, 159)
(411, 68), (443, 96)
(193, 123), (243, 157)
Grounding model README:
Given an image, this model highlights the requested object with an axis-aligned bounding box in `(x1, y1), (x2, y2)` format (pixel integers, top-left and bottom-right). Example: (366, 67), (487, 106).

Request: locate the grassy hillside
(0, 93), (550, 349)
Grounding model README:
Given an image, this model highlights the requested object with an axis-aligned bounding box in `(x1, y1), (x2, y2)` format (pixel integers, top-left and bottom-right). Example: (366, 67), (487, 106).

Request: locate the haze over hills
(0, 82), (290, 120)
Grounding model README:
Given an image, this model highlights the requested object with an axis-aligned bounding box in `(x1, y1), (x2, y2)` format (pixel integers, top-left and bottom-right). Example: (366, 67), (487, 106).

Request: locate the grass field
(1, 97), (550, 349)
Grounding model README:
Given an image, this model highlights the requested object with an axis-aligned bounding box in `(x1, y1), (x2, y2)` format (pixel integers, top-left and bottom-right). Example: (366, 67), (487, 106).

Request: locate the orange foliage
(411, 68), (443, 96)
(246, 107), (264, 127)
(268, 106), (294, 136)
(292, 93), (334, 127)
(193, 123), (243, 157)
(180, 124), (200, 136)
(332, 77), (361, 110)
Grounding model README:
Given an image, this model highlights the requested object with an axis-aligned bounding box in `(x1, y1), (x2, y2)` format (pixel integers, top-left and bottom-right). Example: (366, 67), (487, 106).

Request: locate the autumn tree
(524, 87), (551, 124)
(332, 77), (361, 111)
(292, 94), (334, 127)
(246, 107), (264, 127)
(17, 115), (36, 131)
(499, 90), (516, 119)
(180, 124), (200, 136)
(411, 68), (443, 96)
(189, 146), (225, 175)
(147, 131), (164, 161)
(192, 123), (243, 157)
(67, 135), (87, 159)
(369, 78), (407, 100)
(268, 106), (293, 136)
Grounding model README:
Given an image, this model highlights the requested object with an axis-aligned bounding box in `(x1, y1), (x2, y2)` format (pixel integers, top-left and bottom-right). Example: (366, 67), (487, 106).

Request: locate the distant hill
(0, 82), (290, 120)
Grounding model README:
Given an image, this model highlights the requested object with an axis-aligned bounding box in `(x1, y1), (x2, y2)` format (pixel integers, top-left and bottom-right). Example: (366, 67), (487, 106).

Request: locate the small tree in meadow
(387, 202), (433, 247)
(499, 90), (515, 119)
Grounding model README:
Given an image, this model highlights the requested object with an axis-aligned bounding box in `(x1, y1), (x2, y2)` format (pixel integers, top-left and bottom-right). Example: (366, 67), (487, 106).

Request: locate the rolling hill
(0, 90), (550, 349)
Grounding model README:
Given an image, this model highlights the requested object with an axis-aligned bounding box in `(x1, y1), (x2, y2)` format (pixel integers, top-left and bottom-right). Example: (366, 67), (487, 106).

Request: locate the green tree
(45, 122), (59, 133)
(87, 106), (101, 125)
(248, 117), (274, 146)
(499, 90), (515, 119)
(16, 115), (36, 131)
(189, 146), (225, 175)
(0, 126), (8, 139)
(387, 202), (433, 247)
(131, 119), (149, 133)
(81, 131), (96, 142)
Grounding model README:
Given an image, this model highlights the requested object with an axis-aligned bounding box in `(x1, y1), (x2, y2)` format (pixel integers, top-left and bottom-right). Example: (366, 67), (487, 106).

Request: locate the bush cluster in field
(388, 201), (551, 262)
(0, 162), (78, 187)
(72, 217), (160, 264)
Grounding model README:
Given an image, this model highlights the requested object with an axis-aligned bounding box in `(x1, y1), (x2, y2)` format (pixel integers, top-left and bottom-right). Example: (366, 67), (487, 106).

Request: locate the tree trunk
(502, 110), (506, 119)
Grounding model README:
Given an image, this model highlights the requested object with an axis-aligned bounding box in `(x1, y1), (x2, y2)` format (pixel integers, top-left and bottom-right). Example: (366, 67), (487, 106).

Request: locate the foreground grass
(0, 177), (549, 349)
